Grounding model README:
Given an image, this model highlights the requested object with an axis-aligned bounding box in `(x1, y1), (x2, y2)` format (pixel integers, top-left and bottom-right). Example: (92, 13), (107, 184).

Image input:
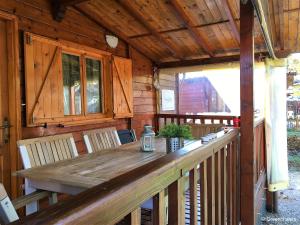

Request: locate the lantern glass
(141, 125), (155, 152)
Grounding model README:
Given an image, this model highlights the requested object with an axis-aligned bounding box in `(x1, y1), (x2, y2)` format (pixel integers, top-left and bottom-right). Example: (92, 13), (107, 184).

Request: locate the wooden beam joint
(51, 0), (67, 22)
(51, 0), (90, 22)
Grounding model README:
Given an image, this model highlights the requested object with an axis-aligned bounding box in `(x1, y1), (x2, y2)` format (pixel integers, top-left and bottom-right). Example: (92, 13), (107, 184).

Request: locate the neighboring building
(178, 77), (230, 114)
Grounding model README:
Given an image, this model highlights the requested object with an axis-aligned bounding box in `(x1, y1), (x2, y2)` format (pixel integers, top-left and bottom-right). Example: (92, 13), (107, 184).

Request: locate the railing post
(130, 207), (141, 225)
(207, 155), (215, 225)
(189, 167), (198, 225)
(227, 143), (233, 225)
(153, 191), (165, 225)
(200, 160), (208, 225)
(221, 147), (227, 225)
(168, 177), (185, 225)
(215, 150), (222, 225)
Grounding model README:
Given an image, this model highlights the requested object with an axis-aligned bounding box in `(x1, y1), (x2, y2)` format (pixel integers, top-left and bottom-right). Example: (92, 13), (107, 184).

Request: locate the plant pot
(166, 137), (184, 153)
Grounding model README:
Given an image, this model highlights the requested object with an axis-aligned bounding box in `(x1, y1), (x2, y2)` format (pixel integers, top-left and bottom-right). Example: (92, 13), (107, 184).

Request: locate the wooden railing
(156, 114), (238, 131)
(253, 118), (267, 219)
(254, 118), (266, 183)
(13, 129), (240, 225)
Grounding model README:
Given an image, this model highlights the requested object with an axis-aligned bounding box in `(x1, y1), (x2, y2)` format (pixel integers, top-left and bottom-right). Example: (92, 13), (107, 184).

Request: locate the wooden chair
(0, 183), (52, 224)
(83, 127), (121, 153)
(117, 129), (137, 144)
(17, 133), (79, 215)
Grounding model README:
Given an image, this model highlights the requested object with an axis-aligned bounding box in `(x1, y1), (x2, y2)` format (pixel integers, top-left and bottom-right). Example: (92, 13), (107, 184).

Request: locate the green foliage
(159, 123), (193, 139)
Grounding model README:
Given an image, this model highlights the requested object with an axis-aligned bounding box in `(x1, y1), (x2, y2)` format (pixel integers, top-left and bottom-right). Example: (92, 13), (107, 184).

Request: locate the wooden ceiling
(55, 0), (298, 65)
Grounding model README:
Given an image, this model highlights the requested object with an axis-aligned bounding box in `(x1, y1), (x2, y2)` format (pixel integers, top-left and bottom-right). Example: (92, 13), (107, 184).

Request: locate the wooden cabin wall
(0, 0), (156, 154)
(178, 77), (230, 114)
(158, 73), (178, 114)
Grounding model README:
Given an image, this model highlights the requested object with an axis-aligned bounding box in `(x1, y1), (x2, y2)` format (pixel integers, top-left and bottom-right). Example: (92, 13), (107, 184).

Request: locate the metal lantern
(141, 125), (155, 152)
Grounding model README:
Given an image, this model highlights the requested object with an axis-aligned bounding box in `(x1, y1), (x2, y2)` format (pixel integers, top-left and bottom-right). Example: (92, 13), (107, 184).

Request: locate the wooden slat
(227, 143), (233, 225)
(130, 207), (141, 225)
(58, 139), (67, 160)
(73, 6), (159, 63)
(221, 147), (226, 225)
(45, 142), (54, 164)
(220, 0), (240, 43)
(189, 167), (198, 225)
(207, 155), (215, 225)
(169, 0), (214, 57)
(30, 144), (41, 167)
(12, 190), (51, 210)
(168, 177), (185, 225)
(25, 145), (36, 167)
(35, 143), (46, 166)
(215, 150), (222, 225)
(232, 140), (238, 225)
(200, 160), (208, 225)
(50, 141), (59, 162)
(117, 0), (183, 59)
(40, 142), (50, 164)
(153, 190), (165, 225)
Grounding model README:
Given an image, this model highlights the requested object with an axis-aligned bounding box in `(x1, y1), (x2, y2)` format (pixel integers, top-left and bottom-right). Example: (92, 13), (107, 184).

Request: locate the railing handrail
(157, 113), (238, 120)
(12, 129), (239, 225)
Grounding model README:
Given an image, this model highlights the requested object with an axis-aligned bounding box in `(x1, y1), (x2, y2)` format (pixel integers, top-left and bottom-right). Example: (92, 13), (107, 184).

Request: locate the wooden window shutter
(112, 56), (133, 118)
(24, 33), (64, 126)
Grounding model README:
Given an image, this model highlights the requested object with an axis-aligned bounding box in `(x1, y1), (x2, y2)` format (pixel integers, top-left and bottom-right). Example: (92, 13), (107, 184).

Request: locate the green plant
(159, 123), (193, 139)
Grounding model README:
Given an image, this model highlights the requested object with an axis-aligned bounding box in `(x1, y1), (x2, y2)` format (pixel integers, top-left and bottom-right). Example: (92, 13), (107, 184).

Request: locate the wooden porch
(0, 0), (293, 224)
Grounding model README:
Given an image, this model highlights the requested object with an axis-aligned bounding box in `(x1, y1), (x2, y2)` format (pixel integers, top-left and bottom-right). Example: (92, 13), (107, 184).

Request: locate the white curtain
(265, 59), (289, 191)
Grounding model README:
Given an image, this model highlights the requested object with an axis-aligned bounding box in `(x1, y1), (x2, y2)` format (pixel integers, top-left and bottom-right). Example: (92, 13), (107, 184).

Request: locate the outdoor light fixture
(105, 34), (118, 48)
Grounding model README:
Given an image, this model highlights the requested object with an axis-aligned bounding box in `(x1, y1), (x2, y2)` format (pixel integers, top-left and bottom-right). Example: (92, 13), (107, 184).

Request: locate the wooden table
(16, 139), (169, 195)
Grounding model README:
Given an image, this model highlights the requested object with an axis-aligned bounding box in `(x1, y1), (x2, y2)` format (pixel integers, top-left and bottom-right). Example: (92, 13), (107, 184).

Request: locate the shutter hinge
(26, 34), (32, 45)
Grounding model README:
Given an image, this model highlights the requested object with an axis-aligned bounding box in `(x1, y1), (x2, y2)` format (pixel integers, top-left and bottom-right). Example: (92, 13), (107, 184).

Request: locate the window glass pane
(62, 53), (81, 115)
(86, 58), (102, 113)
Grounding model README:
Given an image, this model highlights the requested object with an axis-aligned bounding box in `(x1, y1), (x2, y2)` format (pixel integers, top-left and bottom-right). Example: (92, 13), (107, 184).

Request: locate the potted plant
(159, 123), (193, 153)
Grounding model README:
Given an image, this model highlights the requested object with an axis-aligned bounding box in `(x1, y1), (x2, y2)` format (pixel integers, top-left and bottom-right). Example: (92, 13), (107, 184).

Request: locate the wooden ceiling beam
(251, 0), (276, 58)
(51, 0), (90, 22)
(168, 0), (214, 57)
(220, 0), (240, 43)
(158, 52), (269, 68)
(73, 6), (159, 64)
(59, 0), (90, 6)
(129, 19), (237, 39)
(117, 0), (183, 59)
(158, 55), (240, 68)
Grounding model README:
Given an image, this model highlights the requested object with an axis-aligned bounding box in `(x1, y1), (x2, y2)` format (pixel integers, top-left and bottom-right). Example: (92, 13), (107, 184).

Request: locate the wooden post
(168, 177), (185, 225)
(240, 1), (255, 225)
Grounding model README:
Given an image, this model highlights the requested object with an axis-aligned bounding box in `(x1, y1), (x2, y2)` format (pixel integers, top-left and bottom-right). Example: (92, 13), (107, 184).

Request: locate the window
(85, 58), (102, 113)
(62, 53), (104, 117)
(24, 32), (133, 126)
(62, 53), (82, 115)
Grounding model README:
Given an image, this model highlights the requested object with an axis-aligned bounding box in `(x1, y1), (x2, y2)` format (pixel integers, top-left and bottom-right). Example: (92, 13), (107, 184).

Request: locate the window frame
(61, 48), (108, 120)
(82, 54), (105, 116)
(61, 50), (84, 117)
(24, 32), (118, 127)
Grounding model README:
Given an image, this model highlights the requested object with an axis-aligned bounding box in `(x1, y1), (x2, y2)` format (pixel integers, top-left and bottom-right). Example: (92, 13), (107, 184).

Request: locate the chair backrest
(17, 133), (79, 169)
(188, 124), (223, 139)
(83, 127), (121, 153)
(0, 184), (18, 224)
(117, 129), (137, 144)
